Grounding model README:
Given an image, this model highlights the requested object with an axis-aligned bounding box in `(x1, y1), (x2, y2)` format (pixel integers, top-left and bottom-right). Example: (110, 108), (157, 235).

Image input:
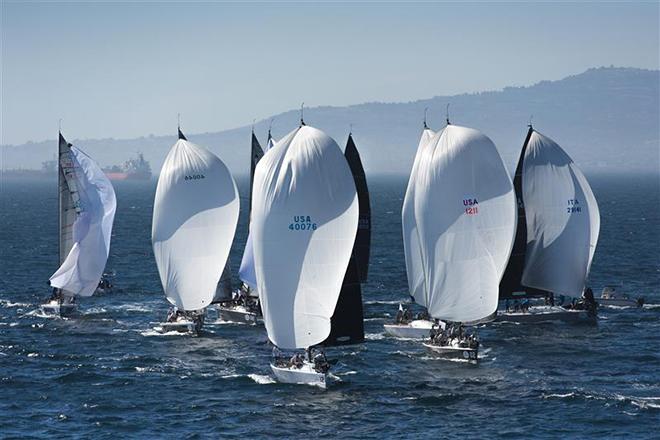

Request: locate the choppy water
(1, 174), (659, 438)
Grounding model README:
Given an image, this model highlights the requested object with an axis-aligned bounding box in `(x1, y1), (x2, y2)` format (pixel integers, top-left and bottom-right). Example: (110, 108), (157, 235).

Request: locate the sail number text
(289, 215), (317, 231)
(567, 198), (581, 213)
(184, 174), (205, 181)
(463, 198), (479, 215)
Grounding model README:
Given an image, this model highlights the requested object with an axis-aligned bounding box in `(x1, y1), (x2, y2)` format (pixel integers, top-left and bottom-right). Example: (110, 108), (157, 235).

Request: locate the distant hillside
(2, 67), (658, 176)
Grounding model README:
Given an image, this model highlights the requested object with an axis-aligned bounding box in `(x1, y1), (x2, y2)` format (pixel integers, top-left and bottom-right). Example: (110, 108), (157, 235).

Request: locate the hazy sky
(1, 1), (658, 145)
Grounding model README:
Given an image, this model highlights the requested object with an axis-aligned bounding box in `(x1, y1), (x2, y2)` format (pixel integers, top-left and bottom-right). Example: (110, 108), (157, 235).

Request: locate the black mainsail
(249, 129), (265, 214)
(324, 133), (370, 346)
(498, 125), (548, 300)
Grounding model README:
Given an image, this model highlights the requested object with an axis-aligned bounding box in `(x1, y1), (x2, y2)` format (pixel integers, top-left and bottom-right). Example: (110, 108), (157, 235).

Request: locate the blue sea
(1, 173), (659, 438)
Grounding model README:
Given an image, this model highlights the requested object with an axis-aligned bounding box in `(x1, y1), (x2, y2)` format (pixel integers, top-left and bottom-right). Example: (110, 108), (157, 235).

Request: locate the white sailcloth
(408, 125), (516, 322)
(402, 127), (436, 307)
(252, 126), (358, 349)
(521, 130), (600, 297)
(238, 136), (275, 290)
(152, 138), (239, 311)
(50, 139), (117, 297)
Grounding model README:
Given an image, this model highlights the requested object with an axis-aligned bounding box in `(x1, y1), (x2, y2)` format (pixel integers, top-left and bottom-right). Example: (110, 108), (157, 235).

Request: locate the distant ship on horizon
(103, 153), (152, 181)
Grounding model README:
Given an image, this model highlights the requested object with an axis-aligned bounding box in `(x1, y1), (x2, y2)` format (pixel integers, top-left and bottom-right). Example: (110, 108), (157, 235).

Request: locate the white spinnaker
(252, 126), (358, 349)
(50, 142), (117, 297)
(402, 128), (436, 306)
(521, 130), (600, 297)
(152, 139), (239, 311)
(412, 125), (516, 322)
(238, 136), (275, 291)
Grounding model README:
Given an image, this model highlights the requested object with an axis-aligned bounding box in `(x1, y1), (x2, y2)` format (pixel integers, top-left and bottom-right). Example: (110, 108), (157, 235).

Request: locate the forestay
(252, 126), (358, 349)
(50, 133), (117, 297)
(409, 125), (516, 322)
(520, 130), (600, 297)
(152, 136), (239, 311)
(402, 127), (436, 307)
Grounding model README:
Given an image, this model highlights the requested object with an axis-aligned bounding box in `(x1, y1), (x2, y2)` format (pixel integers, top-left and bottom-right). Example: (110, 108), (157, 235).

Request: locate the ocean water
(0, 173), (658, 438)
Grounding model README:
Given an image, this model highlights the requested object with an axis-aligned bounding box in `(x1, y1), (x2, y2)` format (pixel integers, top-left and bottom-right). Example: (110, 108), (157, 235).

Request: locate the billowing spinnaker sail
(413, 125), (516, 322)
(152, 138), (239, 311)
(252, 126), (358, 349)
(402, 128), (436, 306)
(50, 134), (117, 297)
(520, 130), (600, 297)
(238, 133), (273, 292)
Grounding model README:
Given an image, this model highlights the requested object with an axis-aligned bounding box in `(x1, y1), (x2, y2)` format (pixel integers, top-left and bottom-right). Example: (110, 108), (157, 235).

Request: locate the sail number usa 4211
(289, 215), (317, 231)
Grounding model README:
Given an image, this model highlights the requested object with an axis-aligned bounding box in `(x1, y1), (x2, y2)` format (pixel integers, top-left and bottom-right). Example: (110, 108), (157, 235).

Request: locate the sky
(1, 1), (658, 146)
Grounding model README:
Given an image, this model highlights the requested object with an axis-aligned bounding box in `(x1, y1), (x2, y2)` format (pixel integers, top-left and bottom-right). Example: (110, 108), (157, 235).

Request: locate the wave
(139, 328), (189, 337)
(365, 332), (385, 340)
(365, 300), (406, 305)
(543, 390), (660, 411)
(247, 374), (275, 385)
(0, 299), (31, 308)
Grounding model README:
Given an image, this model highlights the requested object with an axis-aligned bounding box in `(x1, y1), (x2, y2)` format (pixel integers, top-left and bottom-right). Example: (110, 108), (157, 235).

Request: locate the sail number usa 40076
(289, 215), (318, 231)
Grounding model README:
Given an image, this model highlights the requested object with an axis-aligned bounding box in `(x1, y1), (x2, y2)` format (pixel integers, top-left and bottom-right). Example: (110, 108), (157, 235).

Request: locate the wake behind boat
(42, 131), (117, 317)
(151, 126), (239, 335)
(497, 125), (600, 324)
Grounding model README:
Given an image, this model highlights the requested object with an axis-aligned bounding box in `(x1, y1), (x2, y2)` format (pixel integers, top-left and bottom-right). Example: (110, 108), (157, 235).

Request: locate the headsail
(152, 131), (239, 311)
(252, 126), (358, 350)
(402, 127), (436, 307)
(50, 133), (117, 297)
(407, 125), (516, 322)
(519, 129), (600, 297)
(324, 133), (370, 346)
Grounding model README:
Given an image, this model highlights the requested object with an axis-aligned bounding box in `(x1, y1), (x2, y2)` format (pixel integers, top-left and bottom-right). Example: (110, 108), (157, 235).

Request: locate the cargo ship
(103, 152), (152, 181)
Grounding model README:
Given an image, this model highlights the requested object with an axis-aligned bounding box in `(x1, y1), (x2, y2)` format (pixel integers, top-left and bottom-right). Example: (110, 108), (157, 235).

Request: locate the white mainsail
(402, 127), (436, 307)
(406, 125), (516, 322)
(238, 134), (275, 291)
(50, 133), (117, 297)
(520, 130), (600, 297)
(152, 135), (239, 311)
(252, 125), (358, 349)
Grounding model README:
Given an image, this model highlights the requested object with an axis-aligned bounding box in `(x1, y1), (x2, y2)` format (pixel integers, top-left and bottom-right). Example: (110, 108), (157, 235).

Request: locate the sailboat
(400, 122), (517, 362)
(497, 125), (600, 323)
(251, 122), (359, 388)
(384, 117), (437, 339)
(215, 129), (274, 324)
(151, 126), (240, 334)
(43, 131), (117, 317)
(323, 131), (370, 347)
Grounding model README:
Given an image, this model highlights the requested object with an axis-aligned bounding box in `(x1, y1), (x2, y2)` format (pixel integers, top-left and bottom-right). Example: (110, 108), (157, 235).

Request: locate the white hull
(40, 300), (77, 317)
(154, 320), (198, 334)
(270, 361), (327, 389)
(597, 297), (639, 308)
(496, 306), (594, 323)
(423, 343), (478, 363)
(383, 319), (434, 339)
(216, 305), (259, 324)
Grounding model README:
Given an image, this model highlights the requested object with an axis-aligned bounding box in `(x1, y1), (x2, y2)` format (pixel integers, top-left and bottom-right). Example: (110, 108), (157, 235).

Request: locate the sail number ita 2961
(289, 215), (317, 231)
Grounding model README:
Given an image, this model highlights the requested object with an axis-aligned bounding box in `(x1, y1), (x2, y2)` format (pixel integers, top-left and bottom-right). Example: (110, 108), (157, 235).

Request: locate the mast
(498, 125), (548, 300)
